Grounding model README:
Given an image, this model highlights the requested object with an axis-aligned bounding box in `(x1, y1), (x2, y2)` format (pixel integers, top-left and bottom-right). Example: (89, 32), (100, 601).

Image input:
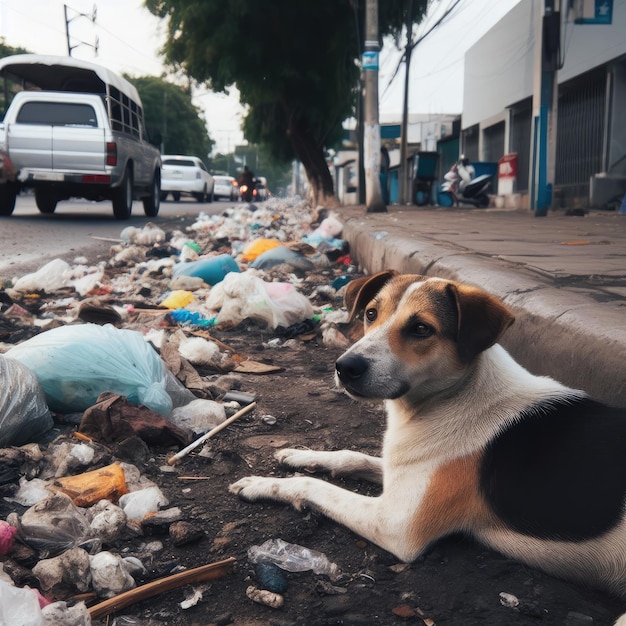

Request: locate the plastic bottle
(172, 254), (240, 285)
(247, 538), (341, 580)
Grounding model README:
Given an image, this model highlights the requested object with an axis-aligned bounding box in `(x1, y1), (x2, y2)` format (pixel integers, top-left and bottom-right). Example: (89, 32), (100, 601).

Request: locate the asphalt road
(0, 194), (234, 277)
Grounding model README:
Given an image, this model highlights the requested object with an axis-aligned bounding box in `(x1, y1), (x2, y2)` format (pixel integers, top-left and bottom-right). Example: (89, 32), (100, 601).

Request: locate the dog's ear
(344, 270), (397, 322)
(446, 283), (515, 363)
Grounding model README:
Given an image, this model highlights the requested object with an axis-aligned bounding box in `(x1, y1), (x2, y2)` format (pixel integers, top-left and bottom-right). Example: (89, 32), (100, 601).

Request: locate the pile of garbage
(0, 197), (360, 624)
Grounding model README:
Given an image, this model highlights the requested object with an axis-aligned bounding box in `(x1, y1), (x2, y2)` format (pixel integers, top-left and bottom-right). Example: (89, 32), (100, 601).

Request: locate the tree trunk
(287, 116), (339, 208)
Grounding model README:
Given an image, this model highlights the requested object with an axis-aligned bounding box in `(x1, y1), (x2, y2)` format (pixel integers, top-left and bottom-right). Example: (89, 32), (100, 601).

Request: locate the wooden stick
(88, 557), (236, 620)
(167, 402), (256, 466)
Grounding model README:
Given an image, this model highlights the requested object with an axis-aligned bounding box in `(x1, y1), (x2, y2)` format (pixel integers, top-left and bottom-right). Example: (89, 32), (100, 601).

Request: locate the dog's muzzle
(335, 354), (369, 392)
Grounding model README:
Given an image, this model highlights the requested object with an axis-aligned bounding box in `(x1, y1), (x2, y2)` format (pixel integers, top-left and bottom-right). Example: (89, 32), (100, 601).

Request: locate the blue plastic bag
(7, 324), (175, 416)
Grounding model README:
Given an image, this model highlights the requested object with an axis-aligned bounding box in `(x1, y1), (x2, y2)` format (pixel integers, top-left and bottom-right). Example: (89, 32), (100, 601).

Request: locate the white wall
(462, 0), (626, 130)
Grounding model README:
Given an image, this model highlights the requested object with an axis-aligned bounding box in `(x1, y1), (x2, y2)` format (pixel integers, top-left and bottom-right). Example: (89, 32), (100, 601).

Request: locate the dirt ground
(89, 318), (625, 626)
(1, 209), (625, 625)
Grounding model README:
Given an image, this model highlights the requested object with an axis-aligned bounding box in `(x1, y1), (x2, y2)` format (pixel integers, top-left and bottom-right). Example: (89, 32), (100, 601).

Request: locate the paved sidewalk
(337, 205), (626, 406)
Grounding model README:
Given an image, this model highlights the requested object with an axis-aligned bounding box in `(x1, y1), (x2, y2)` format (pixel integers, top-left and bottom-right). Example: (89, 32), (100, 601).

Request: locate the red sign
(498, 153), (518, 179)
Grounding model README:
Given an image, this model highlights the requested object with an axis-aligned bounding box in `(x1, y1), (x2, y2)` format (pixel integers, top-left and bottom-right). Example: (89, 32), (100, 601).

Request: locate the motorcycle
(239, 182), (254, 203)
(438, 157), (492, 208)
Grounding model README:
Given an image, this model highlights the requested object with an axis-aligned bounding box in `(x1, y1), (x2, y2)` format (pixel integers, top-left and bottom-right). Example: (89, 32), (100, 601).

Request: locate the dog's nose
(336, 354), (369, 381)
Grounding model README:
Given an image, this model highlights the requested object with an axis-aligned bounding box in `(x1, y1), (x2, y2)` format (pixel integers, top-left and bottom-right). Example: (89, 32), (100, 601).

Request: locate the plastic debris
(12, 258), (71, 293)
(0, 355), (53, 447)
(0, 520), (17, 555)
(90, 551), (137, 598)
(245, 585), (284, 609)
(7, 324), (176, 416)
(119, 486), (169, 523)
(160, 290), (195, 309)
(172, 254), (240, 285)
(0, 579), (45, 626)
(248, 538), (341, 581)
(169, 399), (226, 435)
(49, 462), (128, 507)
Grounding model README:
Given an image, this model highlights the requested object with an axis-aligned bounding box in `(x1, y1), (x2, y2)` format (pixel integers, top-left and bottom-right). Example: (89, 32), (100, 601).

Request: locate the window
(16, 102), (98, 127)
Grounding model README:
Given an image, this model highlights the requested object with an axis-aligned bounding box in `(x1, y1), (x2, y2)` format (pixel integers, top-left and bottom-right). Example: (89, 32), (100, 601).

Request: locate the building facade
(462, 0), (626, 209)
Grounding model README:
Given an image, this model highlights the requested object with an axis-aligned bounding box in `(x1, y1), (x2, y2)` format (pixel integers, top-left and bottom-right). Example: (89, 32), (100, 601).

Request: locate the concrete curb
(341, 215), (626, 407)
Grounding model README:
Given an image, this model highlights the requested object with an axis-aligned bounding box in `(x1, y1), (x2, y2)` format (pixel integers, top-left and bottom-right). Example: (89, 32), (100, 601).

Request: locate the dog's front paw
(229, 476), (281, 502)
(275, 448), (325, 473)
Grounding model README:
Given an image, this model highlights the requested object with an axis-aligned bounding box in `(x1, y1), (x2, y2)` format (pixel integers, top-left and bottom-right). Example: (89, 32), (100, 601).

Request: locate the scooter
(438, 157), (492, 208)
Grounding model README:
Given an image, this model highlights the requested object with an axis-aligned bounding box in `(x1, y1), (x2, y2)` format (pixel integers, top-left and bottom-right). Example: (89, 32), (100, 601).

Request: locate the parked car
(161, 155), (214, 203)
(213, 175), (238, 201)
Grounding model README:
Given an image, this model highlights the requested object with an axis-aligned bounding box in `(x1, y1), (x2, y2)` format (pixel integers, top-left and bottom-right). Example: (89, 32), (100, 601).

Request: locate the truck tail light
(196, 171), (201, 179)
(106, 142), (117, 166)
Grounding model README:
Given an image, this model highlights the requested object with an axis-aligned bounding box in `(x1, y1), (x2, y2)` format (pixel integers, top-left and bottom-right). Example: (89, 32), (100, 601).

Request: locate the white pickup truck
(0, 54), (161, 219)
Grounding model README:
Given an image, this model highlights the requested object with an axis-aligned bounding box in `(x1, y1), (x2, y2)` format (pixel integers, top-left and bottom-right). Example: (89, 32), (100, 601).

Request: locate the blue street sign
(362, 51), (379, 71)
(575, 0), (613, 24)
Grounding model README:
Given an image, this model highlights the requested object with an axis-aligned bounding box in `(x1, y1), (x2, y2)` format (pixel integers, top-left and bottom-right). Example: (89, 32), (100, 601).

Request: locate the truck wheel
(35, 188), (58, 214)
(0, 182), (17, 216)
(142, 170), (161, 217)
(194, 188), (206, 203)
(112, 167), (133, 220)
(207, 189), (214, 203)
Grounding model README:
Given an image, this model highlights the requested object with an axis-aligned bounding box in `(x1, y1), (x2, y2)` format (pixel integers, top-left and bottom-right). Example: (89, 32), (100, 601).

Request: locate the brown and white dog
(230, 271), (626, 618)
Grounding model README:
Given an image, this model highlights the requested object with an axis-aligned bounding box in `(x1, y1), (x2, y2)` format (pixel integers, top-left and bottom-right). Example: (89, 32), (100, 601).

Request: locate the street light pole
(363, 0), (386, 212)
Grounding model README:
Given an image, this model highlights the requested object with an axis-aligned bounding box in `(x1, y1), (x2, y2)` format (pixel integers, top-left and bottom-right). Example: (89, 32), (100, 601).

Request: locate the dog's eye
(408, 322), (433, 338)
(365, 308), (377, 322)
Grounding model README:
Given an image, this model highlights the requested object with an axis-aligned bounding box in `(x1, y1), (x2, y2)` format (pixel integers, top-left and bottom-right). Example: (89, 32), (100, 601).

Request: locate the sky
(0, 0), (521, 153)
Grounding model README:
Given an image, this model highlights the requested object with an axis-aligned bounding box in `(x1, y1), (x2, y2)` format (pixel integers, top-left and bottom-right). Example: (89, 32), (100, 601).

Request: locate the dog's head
(335, 271), (515, 401)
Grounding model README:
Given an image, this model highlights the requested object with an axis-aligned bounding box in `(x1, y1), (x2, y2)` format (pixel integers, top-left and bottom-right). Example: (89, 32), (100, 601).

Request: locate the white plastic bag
(0, 355), (53, 447)
(0, 579), (44, 626)
(6, 324), (173, 416)
(12, 259), (71, 293)
(205, 270), (313, 329)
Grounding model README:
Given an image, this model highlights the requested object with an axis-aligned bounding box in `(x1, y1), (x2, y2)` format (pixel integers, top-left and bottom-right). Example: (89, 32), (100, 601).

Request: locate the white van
(0, 54), (161, 219)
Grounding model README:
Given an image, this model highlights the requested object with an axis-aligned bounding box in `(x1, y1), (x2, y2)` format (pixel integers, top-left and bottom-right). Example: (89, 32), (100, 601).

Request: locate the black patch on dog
(480, 397), (626, 540)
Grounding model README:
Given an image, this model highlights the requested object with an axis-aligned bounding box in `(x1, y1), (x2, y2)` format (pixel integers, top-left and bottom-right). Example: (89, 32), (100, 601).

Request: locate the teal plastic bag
(7, 324), (174, 416)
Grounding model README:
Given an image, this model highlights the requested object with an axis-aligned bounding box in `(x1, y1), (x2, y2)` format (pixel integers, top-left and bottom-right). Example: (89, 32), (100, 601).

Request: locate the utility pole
(398, 0), (413, 205)
(363, 0), (386, 212)
(531, 0), (560, 216)
(64, 4), (98, 57)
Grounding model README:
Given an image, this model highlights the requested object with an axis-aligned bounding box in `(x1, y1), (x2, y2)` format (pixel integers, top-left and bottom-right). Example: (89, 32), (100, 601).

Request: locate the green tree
(128, 76), (214, 158)
(0, 39), (31, 114)
(145, 0), (426, 206)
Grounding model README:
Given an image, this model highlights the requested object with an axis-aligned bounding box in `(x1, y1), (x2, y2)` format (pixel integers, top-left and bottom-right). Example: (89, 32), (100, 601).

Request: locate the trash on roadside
(16, 492), (99, 557)
(205, 270), (314, 329)
(0, 579), (45, 626)
(78, 393), (191, 448)
(172, 254), (240, 285)
(168, 398), (226, 435)
(247, 538), (341, 581)
(250, 245), (314, 272)
(32, 545), (92, 597)
(245, 584), (284, 609)
(240, 238), (283, 263)
(177, 335), (221, 366)
(12, 259), (71, 293)
(160, 290), (195, 310)
(89, 551), (137, 598)
(118, 485), (169, 523)
(120, 223), (166, 246)
(0, 355), (53, 447)
(6, 324), (177, 416)
(49, 462), (128, 507)
(0, 519), (17, 555)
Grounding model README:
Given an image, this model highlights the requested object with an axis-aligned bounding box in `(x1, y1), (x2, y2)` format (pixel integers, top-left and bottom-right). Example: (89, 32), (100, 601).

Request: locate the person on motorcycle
(239, 166), (255, 202)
